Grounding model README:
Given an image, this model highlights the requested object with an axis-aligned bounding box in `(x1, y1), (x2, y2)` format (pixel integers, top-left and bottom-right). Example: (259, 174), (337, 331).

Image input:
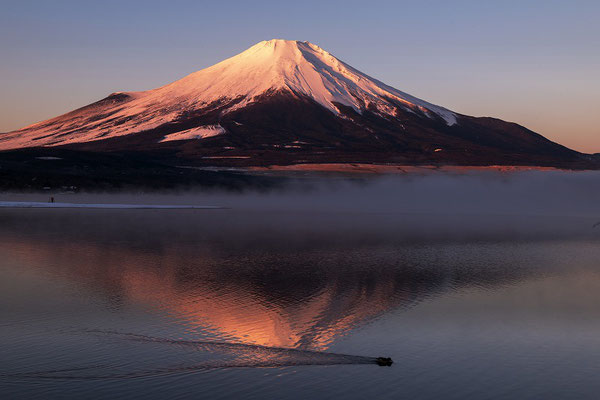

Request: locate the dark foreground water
(1, 173), (600, 399)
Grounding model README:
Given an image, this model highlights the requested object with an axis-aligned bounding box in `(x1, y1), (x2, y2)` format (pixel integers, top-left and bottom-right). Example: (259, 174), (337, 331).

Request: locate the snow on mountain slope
(159, 125), (226, 143)
(0, 39), (456, 150)
(161, 39), (457, 124)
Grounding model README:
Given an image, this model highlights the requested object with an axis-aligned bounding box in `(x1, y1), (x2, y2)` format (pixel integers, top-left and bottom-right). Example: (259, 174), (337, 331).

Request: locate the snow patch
(159, 125), (226, 142)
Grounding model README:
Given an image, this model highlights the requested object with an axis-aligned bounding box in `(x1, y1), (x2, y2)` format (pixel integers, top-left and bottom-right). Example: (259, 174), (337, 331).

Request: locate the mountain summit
(163, 39), (456, 125)
(0, 39), (593, 169)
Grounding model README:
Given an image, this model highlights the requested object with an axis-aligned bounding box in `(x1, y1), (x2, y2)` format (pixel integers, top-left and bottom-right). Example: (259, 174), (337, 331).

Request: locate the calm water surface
(1, 175), (600, 399)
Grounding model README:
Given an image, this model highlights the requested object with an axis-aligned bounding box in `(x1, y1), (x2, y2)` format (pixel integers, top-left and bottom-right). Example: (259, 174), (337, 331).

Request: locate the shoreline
(247, 163), (564, 174)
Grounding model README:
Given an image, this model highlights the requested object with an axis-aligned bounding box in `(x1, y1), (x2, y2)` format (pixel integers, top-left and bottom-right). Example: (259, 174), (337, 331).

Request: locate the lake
(1, 172), (600, 399)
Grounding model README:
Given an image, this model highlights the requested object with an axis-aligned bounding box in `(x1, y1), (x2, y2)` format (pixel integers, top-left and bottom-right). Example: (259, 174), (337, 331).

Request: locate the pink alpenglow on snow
(0, 40), (456, 150)
(159, 125), (226, 143)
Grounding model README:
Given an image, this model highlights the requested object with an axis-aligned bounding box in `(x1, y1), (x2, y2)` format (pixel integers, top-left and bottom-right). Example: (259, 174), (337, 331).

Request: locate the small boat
(375, 357), (393, 366)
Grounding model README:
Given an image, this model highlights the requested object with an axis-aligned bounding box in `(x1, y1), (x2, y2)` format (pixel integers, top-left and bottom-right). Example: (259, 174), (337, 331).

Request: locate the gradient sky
(1, 0), (598, 153)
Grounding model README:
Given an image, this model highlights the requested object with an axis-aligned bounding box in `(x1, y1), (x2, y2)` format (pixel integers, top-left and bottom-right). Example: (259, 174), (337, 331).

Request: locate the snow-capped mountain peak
(160, 39), (456, 123)
(1, 39), (458, 150)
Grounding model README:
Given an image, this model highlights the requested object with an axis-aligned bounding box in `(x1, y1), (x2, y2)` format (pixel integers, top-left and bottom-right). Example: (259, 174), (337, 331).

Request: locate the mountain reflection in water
(0, 208), (586, 352)
(2, 175), (600, 399)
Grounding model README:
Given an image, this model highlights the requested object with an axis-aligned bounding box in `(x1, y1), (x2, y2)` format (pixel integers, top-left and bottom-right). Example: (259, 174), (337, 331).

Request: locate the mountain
(0, 39), (595, 169)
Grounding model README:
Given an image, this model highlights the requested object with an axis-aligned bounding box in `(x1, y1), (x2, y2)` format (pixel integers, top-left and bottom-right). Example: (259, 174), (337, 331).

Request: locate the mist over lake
(1, 171), (599, 399)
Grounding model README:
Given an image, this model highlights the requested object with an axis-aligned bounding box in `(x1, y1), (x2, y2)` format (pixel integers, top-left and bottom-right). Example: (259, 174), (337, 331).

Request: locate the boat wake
(2, 330), (387, 381)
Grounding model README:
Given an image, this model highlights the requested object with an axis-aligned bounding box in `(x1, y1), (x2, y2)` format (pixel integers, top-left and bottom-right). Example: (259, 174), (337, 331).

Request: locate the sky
(1, 0), (598, 153)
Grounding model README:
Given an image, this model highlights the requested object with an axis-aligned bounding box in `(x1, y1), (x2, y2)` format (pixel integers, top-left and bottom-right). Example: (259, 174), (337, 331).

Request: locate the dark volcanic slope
(59, 91), (592, 169)
(1, 39), (596, 170)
